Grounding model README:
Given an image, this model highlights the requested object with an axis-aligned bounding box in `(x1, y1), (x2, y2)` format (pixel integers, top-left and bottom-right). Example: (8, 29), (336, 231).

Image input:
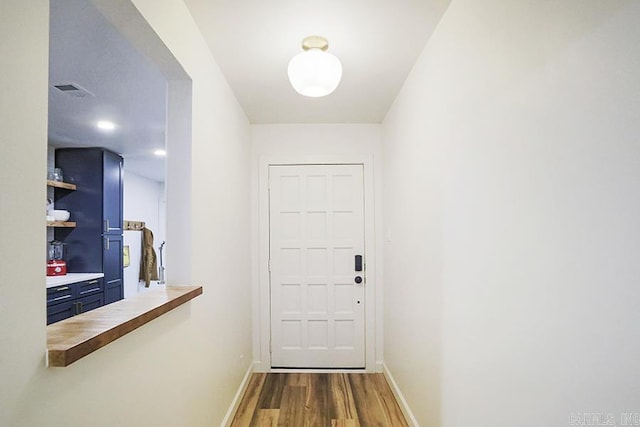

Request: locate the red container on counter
(46, 260), (67, 276)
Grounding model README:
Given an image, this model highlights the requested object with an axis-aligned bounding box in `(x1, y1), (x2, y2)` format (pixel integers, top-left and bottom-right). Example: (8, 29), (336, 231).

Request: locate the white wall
(382, 1), (640, 426)
(250, 124), (384, 370)
(0, 0), (49, 424)
(0, 1), (252, 426)
(123, 171), (166, 296)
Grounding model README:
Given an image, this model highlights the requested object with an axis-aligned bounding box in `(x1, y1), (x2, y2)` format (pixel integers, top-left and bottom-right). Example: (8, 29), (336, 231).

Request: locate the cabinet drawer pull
(87, 280), (99, 285)
(55, 286), (69, 291)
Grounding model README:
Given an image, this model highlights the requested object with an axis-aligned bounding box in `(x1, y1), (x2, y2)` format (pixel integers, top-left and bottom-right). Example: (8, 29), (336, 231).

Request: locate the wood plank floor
(230, 373), (408, 427)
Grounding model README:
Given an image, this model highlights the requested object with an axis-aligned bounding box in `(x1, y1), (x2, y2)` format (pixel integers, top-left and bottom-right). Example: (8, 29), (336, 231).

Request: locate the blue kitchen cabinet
(47, 301), (77, 325)
(46, 278), (104, 325)
(103, 234), (124, 304)
(54, 148), (124, 306)
(77, 291), (105, 313)
(46, 284), (75, 324)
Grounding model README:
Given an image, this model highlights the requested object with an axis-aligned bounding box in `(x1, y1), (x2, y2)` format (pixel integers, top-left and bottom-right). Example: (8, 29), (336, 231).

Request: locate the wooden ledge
(46, 285), (203, 367)
(47, 180), (77, 190)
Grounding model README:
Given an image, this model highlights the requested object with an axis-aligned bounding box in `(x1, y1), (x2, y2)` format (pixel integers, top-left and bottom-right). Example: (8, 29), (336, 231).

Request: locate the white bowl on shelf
(48, 209), (70, 222)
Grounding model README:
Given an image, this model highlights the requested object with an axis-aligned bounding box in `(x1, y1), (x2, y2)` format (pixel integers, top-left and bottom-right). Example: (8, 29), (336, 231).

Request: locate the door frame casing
(254, 155), (380, 372)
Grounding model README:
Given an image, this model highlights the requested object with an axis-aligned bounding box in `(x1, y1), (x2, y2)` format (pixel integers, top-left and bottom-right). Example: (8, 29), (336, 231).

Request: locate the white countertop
(46, 273), (104, 288)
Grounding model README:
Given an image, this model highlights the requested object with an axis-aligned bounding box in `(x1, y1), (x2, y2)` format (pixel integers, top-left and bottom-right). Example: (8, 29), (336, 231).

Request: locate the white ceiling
(48, 0), (451, 182)
(49, 0), (167, 183)
(183, 0), (451, 123)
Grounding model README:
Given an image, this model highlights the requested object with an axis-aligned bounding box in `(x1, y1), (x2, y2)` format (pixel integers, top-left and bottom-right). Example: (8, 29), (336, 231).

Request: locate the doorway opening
(256, 156), (379, 372)
(46, 0), (192, 323)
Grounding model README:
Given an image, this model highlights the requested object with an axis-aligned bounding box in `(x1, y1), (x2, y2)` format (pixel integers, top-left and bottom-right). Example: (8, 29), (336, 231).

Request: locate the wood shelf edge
(47, 180), (77, 190)
(46, 221), (76, 228)
(46, 285), (203, 367)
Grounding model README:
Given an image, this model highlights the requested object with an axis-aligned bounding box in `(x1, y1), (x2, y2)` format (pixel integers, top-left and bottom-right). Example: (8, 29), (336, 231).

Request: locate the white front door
(269, 164), (365, 368)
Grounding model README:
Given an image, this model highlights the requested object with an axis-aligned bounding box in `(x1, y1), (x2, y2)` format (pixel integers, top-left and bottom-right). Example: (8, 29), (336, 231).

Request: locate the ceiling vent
(52, 82), (95, 98)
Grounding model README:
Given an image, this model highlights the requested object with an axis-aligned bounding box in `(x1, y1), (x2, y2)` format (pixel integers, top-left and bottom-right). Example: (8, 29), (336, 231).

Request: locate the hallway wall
(382, 1), (640, 425)
(0, 1), (252, 426)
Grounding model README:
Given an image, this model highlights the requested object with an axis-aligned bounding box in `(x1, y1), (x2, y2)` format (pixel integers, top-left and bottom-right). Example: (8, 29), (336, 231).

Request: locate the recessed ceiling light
(96, 120), (116, 131)
(154, 149), (167, 157)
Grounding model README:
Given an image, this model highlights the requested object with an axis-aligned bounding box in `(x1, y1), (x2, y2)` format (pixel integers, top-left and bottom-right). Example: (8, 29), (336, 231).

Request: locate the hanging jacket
(139, 227), (159, 287)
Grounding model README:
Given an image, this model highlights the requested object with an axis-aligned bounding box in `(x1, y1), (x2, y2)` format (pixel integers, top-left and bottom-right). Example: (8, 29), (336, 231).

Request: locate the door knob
(354, 276), (363, 284)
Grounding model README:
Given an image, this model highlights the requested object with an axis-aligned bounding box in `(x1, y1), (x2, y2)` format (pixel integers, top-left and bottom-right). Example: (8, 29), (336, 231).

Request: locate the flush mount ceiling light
(288, 36), (342, 97)
(154, 149), (167, 157)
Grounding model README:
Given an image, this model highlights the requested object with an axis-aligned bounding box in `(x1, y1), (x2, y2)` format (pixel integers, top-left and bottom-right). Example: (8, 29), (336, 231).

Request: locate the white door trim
(255, 154), (380, 372)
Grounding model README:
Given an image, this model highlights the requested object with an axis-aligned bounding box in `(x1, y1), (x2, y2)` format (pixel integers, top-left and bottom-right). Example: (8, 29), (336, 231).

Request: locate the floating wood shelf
(47, 180), (77, 190)
(46, 221), (76, 228)
(46, 285), (203, 367)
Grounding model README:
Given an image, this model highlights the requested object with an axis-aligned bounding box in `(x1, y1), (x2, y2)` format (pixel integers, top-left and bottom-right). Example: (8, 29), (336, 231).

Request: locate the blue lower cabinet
(104, 285), (122, 306)
(46, 278), (104, 325)
(77, 292), (104, 314)
(47, 300), (77, 325)
(47, 284), (74, 306)
(78, 278), (103, 298)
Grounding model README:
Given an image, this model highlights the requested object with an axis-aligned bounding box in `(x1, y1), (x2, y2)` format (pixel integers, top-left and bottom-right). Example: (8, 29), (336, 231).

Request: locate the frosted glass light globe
(288, 48), (342, 97)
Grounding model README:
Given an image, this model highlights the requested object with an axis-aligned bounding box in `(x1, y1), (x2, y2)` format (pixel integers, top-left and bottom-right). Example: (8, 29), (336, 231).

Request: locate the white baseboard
(220, 362), (255, 427)
(252, 359), (268, 372)
(382, 364), (420, 427)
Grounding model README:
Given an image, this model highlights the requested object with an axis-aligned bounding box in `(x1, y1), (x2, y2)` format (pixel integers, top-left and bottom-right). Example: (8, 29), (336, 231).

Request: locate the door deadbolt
(354, 276), (363, 284)
(355, 255), (363, 272)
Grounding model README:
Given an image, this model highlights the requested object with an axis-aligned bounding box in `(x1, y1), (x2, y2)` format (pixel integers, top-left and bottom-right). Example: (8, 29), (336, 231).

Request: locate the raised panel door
(269, 164), (365, 368)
